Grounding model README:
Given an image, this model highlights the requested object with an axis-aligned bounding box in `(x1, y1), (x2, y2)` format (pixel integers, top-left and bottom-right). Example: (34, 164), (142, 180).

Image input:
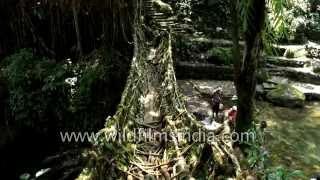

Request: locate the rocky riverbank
(178, 80), (320, 179)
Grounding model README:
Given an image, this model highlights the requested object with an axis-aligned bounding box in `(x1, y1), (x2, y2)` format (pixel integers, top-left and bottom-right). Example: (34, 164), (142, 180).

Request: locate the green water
(257, 101), (320, 178)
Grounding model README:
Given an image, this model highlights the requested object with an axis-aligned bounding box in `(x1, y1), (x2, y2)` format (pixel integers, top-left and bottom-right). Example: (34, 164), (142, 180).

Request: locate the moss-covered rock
(286, 48), (307, 58)
(207, 47), (233, 65)
(152, 0), (173, 14)
(284, 50), (295, 58)
(314, 67), (320, 74)
(266, 84), (306, 107)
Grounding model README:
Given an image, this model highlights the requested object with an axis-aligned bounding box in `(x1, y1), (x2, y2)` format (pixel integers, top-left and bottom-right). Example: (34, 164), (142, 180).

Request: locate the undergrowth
(0, 48), (128, 134)
(241, 123), (305, 180)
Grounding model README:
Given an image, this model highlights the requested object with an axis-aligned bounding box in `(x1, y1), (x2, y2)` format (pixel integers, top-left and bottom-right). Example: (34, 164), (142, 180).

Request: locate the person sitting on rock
(211, 87), (223, 118)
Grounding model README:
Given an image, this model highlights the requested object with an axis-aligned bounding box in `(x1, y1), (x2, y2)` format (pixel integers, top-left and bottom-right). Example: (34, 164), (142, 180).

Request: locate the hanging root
(77, 1), (243, 179)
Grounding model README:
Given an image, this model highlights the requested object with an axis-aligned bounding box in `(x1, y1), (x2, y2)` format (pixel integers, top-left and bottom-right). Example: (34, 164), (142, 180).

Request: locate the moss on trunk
(77, 1), (242, 179)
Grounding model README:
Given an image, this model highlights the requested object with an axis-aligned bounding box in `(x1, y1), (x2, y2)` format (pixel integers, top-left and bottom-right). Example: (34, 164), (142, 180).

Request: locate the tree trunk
(232, 0), (266, 133)
(72, 0), (83, 57)
(0, 80), (7, 126)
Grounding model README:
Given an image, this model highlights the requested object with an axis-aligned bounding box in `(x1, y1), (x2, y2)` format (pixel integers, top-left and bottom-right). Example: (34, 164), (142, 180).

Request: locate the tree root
(77, 1), (243, 179)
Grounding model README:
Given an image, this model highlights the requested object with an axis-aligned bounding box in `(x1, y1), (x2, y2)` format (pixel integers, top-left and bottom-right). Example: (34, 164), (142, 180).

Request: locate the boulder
(284, 48), (307, 58)
(266, 84), (306, 107)
(265, 76), (320, 101)
(152, 0), (173, 14)
(306, 42), (320, 59)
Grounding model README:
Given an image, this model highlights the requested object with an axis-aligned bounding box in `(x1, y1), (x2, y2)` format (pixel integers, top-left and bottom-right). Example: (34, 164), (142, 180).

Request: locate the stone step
(265, 56), (310, 68)
(154, 21), (175, 25)
(170, 30), (187, 33)
(157, 21), (175, 25)
(158, 23), (175, 27)
(146, 10), (156, 13)
(175, 61), (234, 80)
(172, 27), (187, 31)
(149, 13), (170, 16)
(153, 16), (173, 19)
(173, 25), (191, 29)
(153, 16), (175, 20)
(158, 20), (175, 23)
(266, 67), (320, 85)
(156, 21), (175, 24)
(150, 15), (169, 19)
(172, 28), (191, 32)
(151, 13), (167, 16)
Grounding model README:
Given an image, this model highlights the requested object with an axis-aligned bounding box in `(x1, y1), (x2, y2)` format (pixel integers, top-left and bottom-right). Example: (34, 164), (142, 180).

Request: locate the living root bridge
(77, 0), (242, 179)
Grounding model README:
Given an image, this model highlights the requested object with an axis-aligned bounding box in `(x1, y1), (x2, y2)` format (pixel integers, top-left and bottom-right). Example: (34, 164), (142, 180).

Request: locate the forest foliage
(1, 48), (128, 135)
(0, 0), (319, 179)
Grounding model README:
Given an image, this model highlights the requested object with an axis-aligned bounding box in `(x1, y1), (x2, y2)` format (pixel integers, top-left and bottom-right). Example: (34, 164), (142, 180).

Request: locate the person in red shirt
(228, 106), (237, 125)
